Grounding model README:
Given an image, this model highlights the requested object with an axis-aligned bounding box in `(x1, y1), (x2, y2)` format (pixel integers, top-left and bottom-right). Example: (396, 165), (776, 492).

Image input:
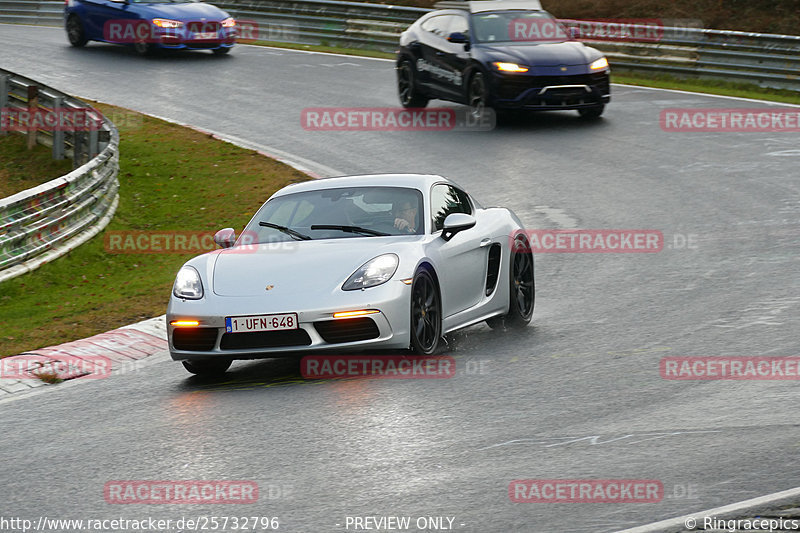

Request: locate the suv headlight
(342, 254), (399, 291)
(590, 57), (609, 70)
(493, 62), (529, 73)
(173, 266), (204, 299)
(221, 17), (236, 28)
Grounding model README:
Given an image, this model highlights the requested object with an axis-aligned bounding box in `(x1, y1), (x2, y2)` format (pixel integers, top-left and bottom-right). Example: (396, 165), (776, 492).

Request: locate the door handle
(480, 238), (492, 247)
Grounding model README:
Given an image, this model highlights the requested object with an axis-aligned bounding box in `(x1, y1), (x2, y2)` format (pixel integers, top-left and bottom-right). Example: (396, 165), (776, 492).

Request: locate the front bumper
(490, 69), (610, 110)
(167, 280), (412, 361)
(146, 25), (236, 50)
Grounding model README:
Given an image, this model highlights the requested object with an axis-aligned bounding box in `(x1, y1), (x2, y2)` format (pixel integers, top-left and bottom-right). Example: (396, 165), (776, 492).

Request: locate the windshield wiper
(310, 224), (390, 237)
(259, 221), (312, 241)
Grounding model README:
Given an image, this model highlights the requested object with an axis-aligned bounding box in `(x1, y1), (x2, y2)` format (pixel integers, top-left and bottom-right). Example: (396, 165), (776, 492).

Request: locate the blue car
(397, 0), (610, 118)
(64, 0), (237, 55)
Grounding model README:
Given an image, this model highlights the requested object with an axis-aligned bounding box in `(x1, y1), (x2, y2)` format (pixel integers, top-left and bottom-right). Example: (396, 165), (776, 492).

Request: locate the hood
(134, 2), (229, 21)
(478, 41), (598, 66)
(210, 237), (419, 298)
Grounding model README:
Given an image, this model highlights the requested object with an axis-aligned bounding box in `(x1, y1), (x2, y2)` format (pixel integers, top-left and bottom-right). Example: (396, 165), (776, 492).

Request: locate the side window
(430, 184), (472, 232)
(449, 14), (469, 36)
(421, 14), (454, 38)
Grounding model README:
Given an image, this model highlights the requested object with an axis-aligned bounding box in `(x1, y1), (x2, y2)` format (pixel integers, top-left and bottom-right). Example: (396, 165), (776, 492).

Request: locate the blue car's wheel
(66, 16), (87, 47)
(410, 268), (441, 354)
(134, 41), (155, 56)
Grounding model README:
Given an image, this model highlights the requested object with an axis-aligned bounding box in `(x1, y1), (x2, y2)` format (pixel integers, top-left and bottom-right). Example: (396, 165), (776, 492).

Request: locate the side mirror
(214, 228), (236, 248)
(447, 32), (469, 44)
(441, 213), (476, 241)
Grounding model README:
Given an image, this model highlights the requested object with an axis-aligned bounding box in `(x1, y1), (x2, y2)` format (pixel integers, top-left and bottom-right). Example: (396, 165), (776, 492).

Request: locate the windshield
(243, 186), (424, 243)
(471, 11), (571, 44)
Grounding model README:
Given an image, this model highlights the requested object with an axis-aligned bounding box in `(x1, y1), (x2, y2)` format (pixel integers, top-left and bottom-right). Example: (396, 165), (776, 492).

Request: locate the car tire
(468, 71), (490, 122)
(486, 234), (534, 329)
(182, 358), (232, 376)
(578, 104), (605, 119)
(134, 41), (155, 56)
(213, 47), (231, 55)
(410, 267), (442, 354)
(397, 60), (429, 108)
(66, 16), (88, 47)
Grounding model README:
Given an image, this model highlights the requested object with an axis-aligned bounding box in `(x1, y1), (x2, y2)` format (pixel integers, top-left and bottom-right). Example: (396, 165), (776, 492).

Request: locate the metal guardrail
(1, 0), (798, 90)
(0, 68), (120, 283)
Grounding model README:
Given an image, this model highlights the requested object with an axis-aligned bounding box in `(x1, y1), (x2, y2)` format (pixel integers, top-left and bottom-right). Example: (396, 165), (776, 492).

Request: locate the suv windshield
(471, 11), (570, 44)
(244, 186), (424, 243)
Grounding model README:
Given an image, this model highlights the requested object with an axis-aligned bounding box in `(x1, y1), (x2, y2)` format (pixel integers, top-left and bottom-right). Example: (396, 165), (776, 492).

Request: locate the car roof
(432, 0), (543, 13)
(272, 174), (454, 197)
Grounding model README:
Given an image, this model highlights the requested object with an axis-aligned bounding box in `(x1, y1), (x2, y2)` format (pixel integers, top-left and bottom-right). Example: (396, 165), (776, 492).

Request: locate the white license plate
(225, 313), (298, 333)
(194, 32), (217, 40)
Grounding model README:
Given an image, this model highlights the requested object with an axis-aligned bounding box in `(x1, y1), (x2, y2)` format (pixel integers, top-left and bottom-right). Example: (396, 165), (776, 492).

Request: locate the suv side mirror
(214, 228), (236, 248)
(447, 32), (469, 44)
(441, 213), (476, 241)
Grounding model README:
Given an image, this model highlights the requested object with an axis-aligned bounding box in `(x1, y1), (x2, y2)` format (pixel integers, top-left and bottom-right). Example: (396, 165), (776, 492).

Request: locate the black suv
(397, 0), (610, 118)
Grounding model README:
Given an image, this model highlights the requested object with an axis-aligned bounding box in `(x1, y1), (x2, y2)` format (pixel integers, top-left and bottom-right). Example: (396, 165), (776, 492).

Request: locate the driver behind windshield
(393, 199), (419, 233)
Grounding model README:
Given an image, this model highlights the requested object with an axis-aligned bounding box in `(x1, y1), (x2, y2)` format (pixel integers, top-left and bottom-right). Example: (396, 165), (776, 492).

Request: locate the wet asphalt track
(1, 24), (799, 532)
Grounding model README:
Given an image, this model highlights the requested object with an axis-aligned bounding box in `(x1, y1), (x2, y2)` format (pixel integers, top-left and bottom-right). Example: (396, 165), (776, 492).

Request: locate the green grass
(612, 71), (800, 105)
(0, 102), (309, 358)
(0, 134), (73, 198)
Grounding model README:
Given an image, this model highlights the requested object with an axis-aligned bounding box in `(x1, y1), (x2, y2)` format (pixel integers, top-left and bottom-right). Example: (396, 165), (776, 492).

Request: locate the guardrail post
(26, 85), (38, 150)
(72, 131), (84, 168)
(88, 108), (100, 159)
(52, 96), (65, 160)
(0, 74), (8, 136)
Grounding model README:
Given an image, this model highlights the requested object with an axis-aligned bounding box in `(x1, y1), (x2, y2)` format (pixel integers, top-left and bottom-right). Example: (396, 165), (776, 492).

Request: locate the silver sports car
(167, 174), (534, 375)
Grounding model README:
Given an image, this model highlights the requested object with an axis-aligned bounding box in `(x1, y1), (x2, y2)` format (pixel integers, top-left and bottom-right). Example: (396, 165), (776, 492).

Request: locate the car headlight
(173, 266), (204, 299)
(221, 17), (236, 28)
(152, 18), (183, 29)
(342, 254), (399, 291)
(590, 57), (609, 70)
(493, 62), (529, 73)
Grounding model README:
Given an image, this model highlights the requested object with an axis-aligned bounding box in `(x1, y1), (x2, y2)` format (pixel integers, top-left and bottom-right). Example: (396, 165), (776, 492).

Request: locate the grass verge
(0, 102), (309, 358)
(612, 71), (800, 106)
(0, 134), (74, 198)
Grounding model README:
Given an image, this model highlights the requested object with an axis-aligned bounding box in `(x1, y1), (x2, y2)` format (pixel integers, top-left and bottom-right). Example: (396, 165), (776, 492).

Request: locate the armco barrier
(3, 0), (798, 91)
(0, 68), (119, 283)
